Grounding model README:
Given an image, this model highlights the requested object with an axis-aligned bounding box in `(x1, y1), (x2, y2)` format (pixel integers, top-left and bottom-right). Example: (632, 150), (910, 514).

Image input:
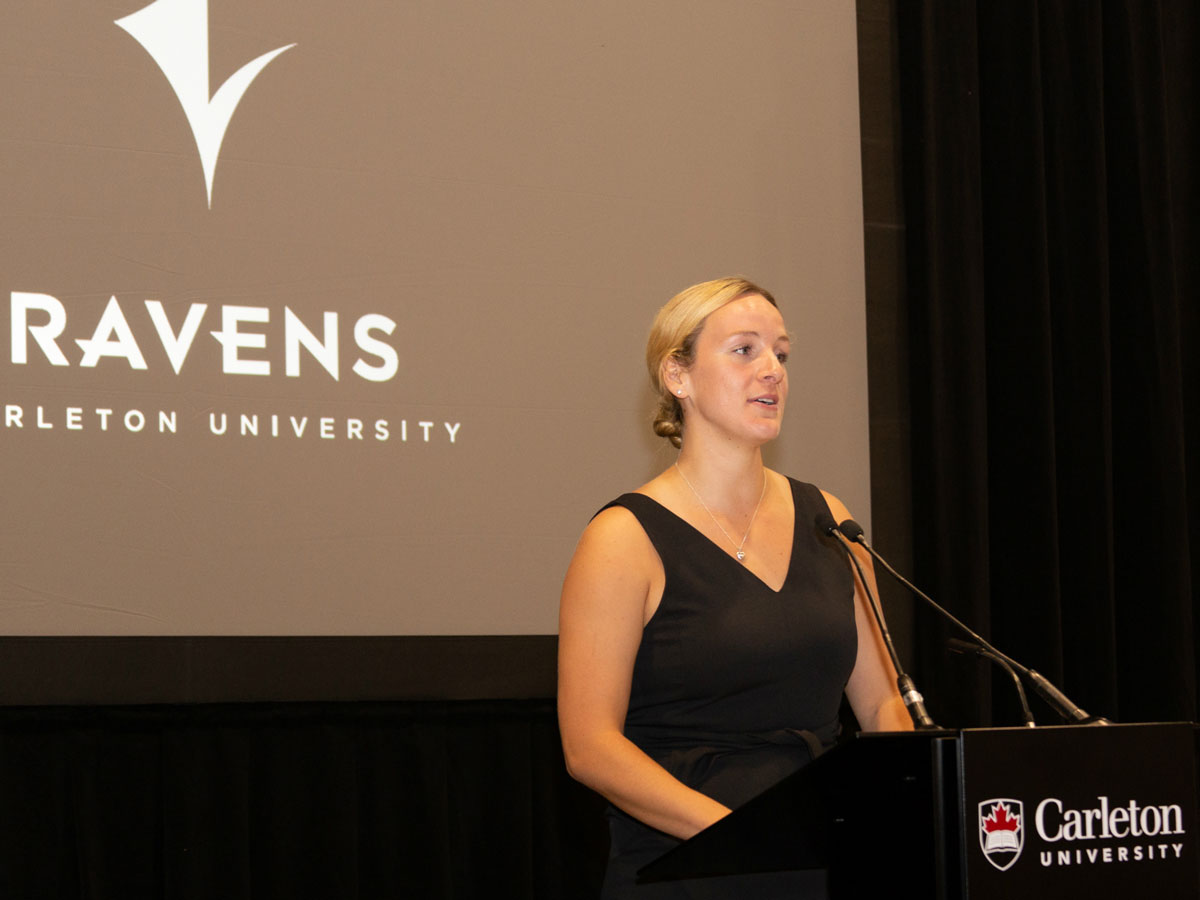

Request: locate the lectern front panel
(959, 723), (1199, 899)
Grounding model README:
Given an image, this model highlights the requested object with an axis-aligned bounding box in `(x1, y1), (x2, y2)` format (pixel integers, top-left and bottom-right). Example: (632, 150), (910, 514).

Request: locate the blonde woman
(558, 277), (911, 898)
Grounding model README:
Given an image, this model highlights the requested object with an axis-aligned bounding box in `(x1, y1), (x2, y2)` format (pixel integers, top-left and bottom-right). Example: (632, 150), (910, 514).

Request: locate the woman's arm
(557, 506), (731, 839)
(822, 492), (914, 733)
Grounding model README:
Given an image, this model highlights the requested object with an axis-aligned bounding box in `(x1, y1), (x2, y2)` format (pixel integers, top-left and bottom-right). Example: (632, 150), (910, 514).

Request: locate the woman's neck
(673, 444), (767, 510)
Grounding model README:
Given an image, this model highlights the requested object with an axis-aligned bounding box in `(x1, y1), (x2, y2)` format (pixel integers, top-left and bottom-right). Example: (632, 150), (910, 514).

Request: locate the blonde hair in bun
(645, 276), (777, 448)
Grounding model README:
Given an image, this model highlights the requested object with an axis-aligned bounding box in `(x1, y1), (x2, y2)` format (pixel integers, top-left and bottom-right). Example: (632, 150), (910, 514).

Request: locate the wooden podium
(640, 723), (1200, 899)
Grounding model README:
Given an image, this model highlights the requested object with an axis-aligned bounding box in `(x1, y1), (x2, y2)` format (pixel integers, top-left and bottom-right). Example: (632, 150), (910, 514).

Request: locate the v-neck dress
(596, 478), (857, 899)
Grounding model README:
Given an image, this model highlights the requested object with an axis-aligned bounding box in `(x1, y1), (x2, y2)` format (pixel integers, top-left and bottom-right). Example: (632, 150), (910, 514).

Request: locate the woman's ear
(663, 356), (688, 399)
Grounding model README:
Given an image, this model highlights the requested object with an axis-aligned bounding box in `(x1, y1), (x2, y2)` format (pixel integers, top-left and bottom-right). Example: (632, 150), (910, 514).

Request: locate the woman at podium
(558, 276), (912, 897)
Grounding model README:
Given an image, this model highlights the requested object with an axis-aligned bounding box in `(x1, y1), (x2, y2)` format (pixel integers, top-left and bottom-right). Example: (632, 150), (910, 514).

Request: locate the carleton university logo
(979, 799), (1024, 871)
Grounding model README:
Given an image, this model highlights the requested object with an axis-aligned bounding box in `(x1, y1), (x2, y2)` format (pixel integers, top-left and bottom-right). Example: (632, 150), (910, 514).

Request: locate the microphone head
(814, 511), (838, 537)
(947, 637), (985, 657)
(837, 519), (865, 542)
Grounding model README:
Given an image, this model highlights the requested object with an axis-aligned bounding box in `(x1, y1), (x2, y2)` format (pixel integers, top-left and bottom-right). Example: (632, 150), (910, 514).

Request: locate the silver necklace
(674, 462), (767, 562)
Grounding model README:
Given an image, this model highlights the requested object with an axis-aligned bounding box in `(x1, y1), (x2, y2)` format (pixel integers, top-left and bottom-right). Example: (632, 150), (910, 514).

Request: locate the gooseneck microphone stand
(816, 512), (938, 730)
(835, 518), (1107, 725)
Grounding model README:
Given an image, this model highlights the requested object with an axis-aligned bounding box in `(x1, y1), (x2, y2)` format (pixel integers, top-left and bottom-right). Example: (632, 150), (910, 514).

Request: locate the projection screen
(1, 1), (870, 657)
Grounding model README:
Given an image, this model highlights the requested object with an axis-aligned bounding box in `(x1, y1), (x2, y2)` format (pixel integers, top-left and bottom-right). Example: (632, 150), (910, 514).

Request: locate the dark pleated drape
(896, 0), (1198, 726)
(0, 702), (607, 899)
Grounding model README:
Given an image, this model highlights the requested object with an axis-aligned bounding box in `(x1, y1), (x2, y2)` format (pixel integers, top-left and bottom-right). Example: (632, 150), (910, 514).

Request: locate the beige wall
(0, 1), (870, 635)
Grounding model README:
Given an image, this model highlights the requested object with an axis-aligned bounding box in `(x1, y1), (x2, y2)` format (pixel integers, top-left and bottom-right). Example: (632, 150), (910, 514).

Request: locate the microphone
(836, 518), (1105, 725)
(948, 638), (1035, 727)
(816, 512), (937, 730)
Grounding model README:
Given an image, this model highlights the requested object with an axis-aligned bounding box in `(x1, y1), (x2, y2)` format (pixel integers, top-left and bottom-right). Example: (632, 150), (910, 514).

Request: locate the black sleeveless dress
(597, 478), (857, 899)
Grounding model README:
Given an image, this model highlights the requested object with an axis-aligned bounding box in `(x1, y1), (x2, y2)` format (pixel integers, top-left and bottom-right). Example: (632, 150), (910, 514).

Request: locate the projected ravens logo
(115, 0), (296, 207)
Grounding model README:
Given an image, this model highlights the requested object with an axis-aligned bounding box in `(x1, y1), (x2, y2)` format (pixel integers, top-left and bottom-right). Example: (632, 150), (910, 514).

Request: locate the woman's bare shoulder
(819, 488), (852, 522)
(562, 496), (664, 627)
(571, 500), (657, 575)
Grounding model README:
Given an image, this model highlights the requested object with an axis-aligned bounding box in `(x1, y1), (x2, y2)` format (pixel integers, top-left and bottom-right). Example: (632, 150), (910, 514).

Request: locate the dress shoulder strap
(787, 478), (834, 526)
(593, 493), (691, 561)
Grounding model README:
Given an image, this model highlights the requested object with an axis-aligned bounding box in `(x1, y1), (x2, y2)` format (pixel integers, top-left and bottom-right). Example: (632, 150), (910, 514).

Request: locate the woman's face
(676, 292), (790, 447)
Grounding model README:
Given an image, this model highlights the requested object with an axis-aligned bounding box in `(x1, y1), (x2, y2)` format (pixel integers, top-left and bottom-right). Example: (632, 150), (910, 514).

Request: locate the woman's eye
(776, 351), (789, 364)
(733, 345), (752, 355)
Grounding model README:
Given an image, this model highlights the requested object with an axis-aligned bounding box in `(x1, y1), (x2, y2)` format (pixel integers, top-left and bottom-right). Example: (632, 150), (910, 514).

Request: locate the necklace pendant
(736, 550), (746, 562)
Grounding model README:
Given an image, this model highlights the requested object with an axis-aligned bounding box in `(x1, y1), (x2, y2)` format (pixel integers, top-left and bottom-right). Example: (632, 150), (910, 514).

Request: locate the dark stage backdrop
(0, 700), (609, 899)
(895, 0), (1198, 728)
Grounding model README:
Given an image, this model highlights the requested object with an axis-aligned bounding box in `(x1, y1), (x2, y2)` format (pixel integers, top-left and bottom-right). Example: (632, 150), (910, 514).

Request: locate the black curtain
(0, 701), (607, 899)
(897, 0), (1198, 726)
